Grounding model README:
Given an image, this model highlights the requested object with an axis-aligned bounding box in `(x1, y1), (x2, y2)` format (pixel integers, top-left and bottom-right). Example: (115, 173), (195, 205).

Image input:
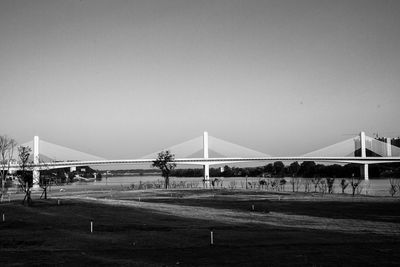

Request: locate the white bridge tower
(33, 135), (40, 186)
(360, 131), (369, 180)
(203, 131), (210, 188)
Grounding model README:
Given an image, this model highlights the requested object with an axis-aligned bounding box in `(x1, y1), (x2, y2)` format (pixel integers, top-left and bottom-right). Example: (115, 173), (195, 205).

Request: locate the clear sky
(1, 0), (399, 159)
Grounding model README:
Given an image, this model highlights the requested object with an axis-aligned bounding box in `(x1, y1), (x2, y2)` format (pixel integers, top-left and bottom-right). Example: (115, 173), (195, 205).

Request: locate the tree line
(171, 161), (400, 178)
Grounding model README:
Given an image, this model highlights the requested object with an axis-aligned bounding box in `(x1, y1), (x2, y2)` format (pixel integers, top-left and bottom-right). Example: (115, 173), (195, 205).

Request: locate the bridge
(10, 132), (400, 186)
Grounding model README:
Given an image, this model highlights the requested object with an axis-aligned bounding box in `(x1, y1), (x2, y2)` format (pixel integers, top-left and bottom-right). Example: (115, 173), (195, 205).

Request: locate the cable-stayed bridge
(9, 132), (400, 186)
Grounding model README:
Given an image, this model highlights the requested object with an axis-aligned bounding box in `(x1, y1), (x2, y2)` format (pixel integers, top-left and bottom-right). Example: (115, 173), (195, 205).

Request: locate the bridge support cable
(208, 136), (270, 158)
(364, 136), (400, 157)
(13, 136), (105, 187)
(142, 134), (270, 159)
(141, 132), (271, 188)
(141, 136), (204, 159)
(301, 132), (400, 180)
(301, 132), (369, 180)
(301, 137), (359, 158)
(360, 135), (400, 180)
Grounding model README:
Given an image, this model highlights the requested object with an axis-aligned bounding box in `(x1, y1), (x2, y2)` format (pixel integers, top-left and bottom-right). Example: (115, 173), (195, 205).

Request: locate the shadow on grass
(0, 197), (399, 266)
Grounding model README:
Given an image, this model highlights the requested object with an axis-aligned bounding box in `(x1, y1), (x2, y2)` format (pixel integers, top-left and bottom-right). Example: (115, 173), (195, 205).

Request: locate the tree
(273, 161), (285, 177)
(303, 178), (312, 192)
(152, 150), (176, 189)
(289, 161), (300, 177)
(38, 159), (53, 200)
(289, 176), (296, 192)
(311, 177), (322, 192)
(388, 178), (400, 197)
(350, 175), (362, 196)
(263, 163), (274, 176)
(326, 178), (335, 194)
(222, 165), (233, 177)
(340, 178), (349, 194)
(18, 146), (33, 205)
(299, 161), (316, 178)
(279, 178), (287, 191)
(0, 135), (17, 200)
(289, 162), (301, 192)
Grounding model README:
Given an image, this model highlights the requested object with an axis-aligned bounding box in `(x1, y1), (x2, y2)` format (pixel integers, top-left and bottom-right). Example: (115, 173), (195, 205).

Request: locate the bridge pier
(360, 164), (369, 180)
(33, 135), (40, 188)
(203, 164), (210, 188)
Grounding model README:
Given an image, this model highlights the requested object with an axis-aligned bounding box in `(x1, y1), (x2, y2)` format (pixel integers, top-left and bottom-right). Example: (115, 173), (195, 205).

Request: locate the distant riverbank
(53, 176), (396, 197)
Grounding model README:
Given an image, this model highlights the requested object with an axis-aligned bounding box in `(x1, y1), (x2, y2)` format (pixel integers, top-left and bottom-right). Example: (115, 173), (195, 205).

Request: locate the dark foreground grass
(138, 190), (400, 223)
(0, 190), (400, 266)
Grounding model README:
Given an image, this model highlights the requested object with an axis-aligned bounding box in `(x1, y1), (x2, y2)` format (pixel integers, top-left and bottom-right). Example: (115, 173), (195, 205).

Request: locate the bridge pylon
(203, 131), (210, 188)
(33, 136), (40, 188)
(386, 138), (392, 157)
(360, 131), (369, 180)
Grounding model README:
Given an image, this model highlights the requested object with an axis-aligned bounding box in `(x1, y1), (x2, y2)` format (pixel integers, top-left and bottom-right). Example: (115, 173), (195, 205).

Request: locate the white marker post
(210, 229), (214, 246)
(90, 220), (93, 233)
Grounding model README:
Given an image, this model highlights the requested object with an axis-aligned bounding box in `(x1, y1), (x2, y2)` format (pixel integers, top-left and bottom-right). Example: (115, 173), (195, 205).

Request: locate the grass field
(1, 188), (399, 266)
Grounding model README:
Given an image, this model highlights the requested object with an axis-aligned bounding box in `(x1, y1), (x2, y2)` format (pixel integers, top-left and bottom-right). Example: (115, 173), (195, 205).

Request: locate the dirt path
(61, 195), (400, 236)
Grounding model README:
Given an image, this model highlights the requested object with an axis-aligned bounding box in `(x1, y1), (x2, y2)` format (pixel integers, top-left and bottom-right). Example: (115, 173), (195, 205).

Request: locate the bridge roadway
(9, 156), (400, 170)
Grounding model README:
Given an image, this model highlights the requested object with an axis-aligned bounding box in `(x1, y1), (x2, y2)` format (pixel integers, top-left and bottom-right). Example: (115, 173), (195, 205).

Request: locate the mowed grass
(0, 189), (400, 266)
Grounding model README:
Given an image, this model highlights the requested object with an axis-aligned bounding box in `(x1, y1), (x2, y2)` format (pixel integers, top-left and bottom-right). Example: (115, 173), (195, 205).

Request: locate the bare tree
(311, 177), (322, 192)
(397, 179), (400, 197)
(326, 178), (335, 194)
(318, 179), (327, 194)
(279, 178), (287, 191)
(303, 178), (312, 193)
(259, 179), (268, 190)
(289, 176), (296, 192)
(211, 178), (223, 189)
(296, 178), (301, 192)
(152, 150), (176, 189)
(0, 135), (17, 200)
(350, 175), (362, 197)
(340, 178), (349, 194)
(389, 178), (400, 197)
(17, 146), (33, 205)
(271, 178), (279, 191)
(39, 159), (53, 200)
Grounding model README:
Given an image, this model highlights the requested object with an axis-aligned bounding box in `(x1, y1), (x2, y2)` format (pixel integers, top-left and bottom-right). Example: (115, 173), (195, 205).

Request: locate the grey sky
(1, 0), (399, 159)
